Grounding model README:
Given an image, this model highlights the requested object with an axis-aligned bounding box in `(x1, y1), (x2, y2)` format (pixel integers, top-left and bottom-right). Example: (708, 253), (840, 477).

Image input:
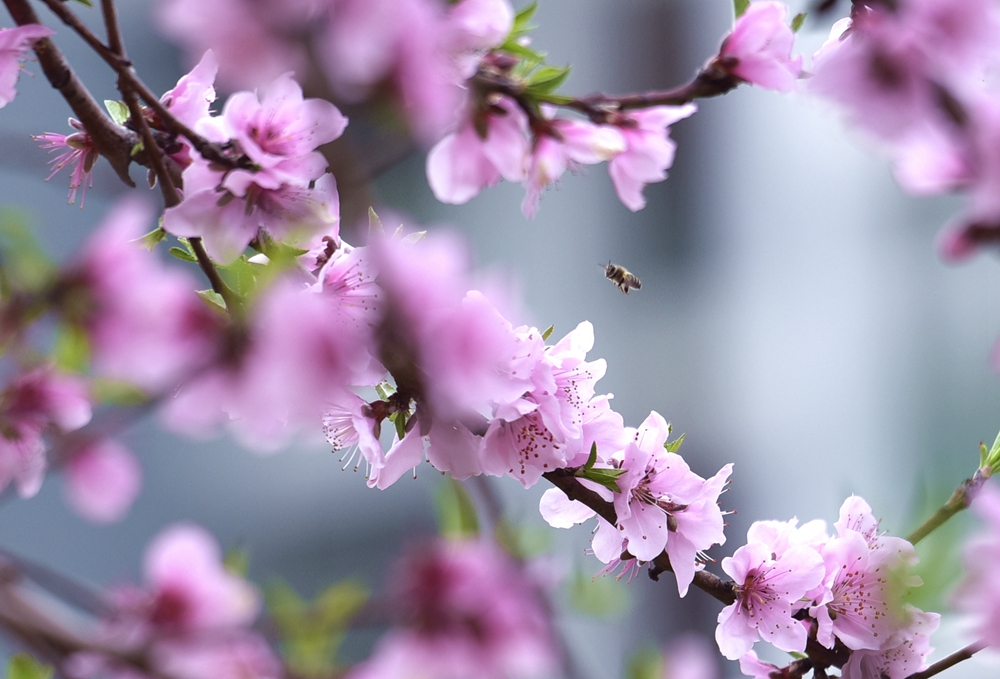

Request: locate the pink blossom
(715, 540), (825, 659)
(348, 539), (556, 679)
(156, 0), (307, 90)
(737, 650), (783, 679)
(661, 635), (719, 679)
(141, 524), (260, 633)
(62, 440), (142, 524)
(427, 97), (529, 204)
(840, 610), (939, 679)
(0, 24), (54, 108)
(70, 198), (221, 391)
(719, 2), (801, 93)
(33, 119), (99, 206)
(523, 119), (627, 217)
(153, 634), (282, 679)
(608, 105), (696, 212)
(954, 482), (1000, 647)
(160, 50), (219, 130)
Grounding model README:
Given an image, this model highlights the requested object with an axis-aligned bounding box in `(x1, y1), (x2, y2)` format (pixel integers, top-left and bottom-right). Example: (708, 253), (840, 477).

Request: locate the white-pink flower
(608, 105), (696, 212)
(0, 24), (53, 108)
(719, 2), (802, 93)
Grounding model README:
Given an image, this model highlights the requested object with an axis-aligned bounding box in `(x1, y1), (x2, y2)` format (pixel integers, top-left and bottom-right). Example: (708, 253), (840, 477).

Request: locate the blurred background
(1, 0), (1000, 676)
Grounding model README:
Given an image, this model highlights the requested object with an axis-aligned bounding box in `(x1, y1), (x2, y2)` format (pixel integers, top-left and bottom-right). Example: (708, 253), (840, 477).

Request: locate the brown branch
(36, 0), (248, 171)
(541, 469), (737, 605)
(2, 0), (135, 187)
(905, 641), (987, 679)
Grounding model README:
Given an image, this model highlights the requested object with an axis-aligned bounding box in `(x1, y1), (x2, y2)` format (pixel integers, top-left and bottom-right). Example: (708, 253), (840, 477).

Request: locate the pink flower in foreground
(63, 440), (142, 524)
(33, 119), (99, 206)
(141, 524), (260, 634)
(427, 97), (529, 204)
(347, 539), (556, 679)
(609, 105), (696, 212)
(839, 610), (938, 679)
(719, 2), (802, 93)
(715, 540), (824, 659)
(0, 24), (53, 108)
(954, 482), (1000, 647)
(160, 50), (218, 130)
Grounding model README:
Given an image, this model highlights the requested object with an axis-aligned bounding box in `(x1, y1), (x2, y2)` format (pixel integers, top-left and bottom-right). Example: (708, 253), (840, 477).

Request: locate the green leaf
(0, 210), (55, 294)
(91, 379), (148, 406)
(540, 324), (554, 341)
(53, 323), (90, 373)
(734, 0), (750, 18)
(569, 568), (630, 617)
(513, 1), (538, 30)
(524, 65), (571, 95)
(7, 655), (53, 679)
(626, 649), (663, 679)
(103, 100), (129, 126)
(130, 141), (145, 157)
(218, 256), (259, 297)
(134, 227), (167, 251)
(70, 0), (93, 6)
(577, 466), (626, 493)
(224, 546), (250, 578)
(435, 478), (479, 539)
(196, 289), (227, 312)
(168, 246), (198, 263)
(583, 441), (598, 470)
(538, 93), (575, 105)
(791, 12), (806, 32)
(499, 40), (545, 64)
(664, 433), (685, 453)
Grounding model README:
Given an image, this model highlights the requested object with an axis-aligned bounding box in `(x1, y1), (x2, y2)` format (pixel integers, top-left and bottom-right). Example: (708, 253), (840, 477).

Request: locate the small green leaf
(540, 324), (554, 341)
(389, 411), (407, 441)
(538, 93), (575, 105)
(626, 649), (663, 679)
(224, 546), (250, 578)
(218, 256), (259, 297)
(134, 227), (167, 251)
(70, 0), (93, 6)
(513, 1), (538, 29)
(569, 568), (630, 616)
(499, 40), (545, 64)
(374, 381), (396, 400)
(788, 652), (808, 661)
(578, 466), (626, 493)
(7, 655), (53, 679)
(525, 65), (571, 95)
(664, 433), (685, 453)
(130, 141), (145, 157)
(91, 379), (148, 406)
(583, 442), (598, 470)
(435, 478), (479, 539)
(53, 323), (90, 373)
(196, 289), (227, 312)
(734, 0), (750, 18)
(103, 100), (129, 126)
(168, 246), (198, 262)
(791, 12), (807, 32)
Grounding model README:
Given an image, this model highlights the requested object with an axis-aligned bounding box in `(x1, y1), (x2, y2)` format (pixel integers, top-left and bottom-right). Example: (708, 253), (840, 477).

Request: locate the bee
(602, 262), (642, 294)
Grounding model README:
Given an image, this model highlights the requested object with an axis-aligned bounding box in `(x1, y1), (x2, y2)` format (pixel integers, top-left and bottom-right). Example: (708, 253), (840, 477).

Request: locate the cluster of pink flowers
(156, 0), (513, 143)
(346, 538), (556, 679)
(539, 411), (732, 596)
(724, 497), (938, 679)
(159, 53), (346, 264)
(807, 0), (1000, 263)
(67, 524), (279, 679)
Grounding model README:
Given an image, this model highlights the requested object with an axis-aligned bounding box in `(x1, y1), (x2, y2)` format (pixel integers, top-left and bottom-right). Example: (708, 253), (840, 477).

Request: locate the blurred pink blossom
(0, 24), (53, 108)
(63, 440), (142, 524)
(720, 2), (801, 92)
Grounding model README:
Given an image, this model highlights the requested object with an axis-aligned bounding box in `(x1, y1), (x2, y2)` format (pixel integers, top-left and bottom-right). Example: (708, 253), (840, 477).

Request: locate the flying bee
(602, 262), (642, 294)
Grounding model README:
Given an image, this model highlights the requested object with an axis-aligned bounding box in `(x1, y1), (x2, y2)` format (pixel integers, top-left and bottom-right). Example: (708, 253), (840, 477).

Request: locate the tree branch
(905, 641), (987, 679)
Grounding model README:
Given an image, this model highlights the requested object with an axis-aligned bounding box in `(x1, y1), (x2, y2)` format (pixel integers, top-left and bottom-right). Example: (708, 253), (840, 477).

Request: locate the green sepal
(6, 655), (53, 679)
(435, 478), (480, 539)
(91, 379), (148, 406)
(53, 323), (90, 374)
(625, 648), (663, 679)
(734, 0), (750, 18)
(168, 246), (198, 263)
(664, 433), (685, 453)
(791, 12), (806, 32)
(541, 324), (554, 341)
(223, 546), (250, 578)
(389, 410), (407, 441)
(135, 227), (167, 251)
(130, 141), (144, 157)
(368, 207), (384, 237)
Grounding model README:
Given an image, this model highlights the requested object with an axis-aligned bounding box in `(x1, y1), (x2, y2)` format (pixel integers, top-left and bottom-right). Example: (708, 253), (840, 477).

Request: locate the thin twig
(906, 471), (987, 545)
(905, 641), (987, 679)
